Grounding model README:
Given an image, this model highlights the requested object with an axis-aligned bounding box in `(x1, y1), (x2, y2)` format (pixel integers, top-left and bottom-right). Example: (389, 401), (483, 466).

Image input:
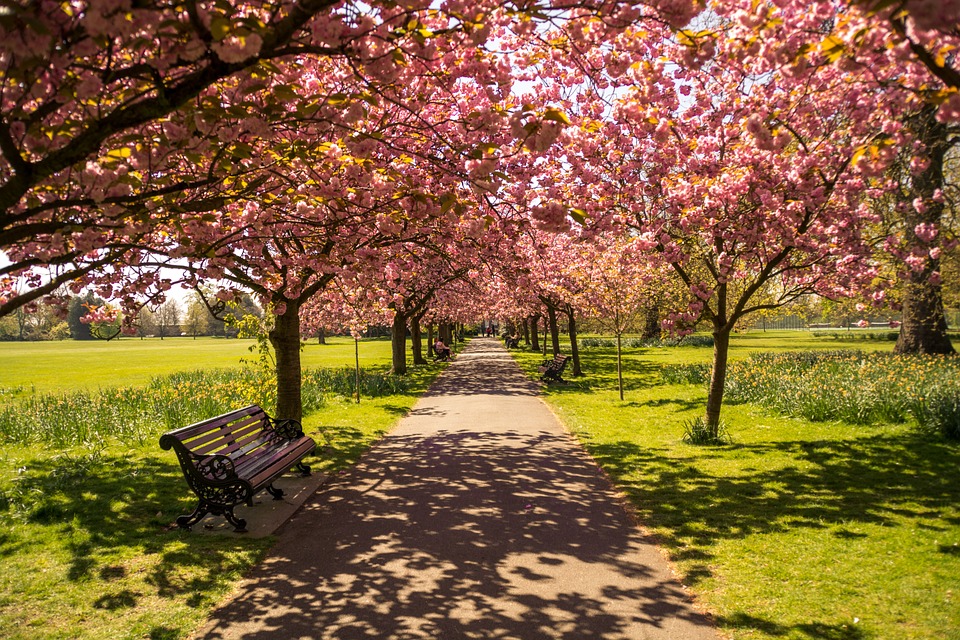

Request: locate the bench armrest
(193, 453), (238, 481)
(268, 417), (305, 440)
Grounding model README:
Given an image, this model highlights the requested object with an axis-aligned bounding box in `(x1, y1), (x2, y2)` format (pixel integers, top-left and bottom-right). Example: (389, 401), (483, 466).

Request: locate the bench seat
(538, 354), (570, 383)
(160, 404), (316, 532)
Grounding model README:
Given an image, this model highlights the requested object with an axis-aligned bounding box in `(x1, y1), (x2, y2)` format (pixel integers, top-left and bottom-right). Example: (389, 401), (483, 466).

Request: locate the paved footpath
(195, 338), (719, 640)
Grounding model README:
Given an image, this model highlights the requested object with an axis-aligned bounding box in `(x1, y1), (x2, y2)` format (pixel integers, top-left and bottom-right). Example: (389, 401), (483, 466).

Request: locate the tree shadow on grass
(585, 432), (960, 559)
(581, 432), (959, 638)
(1, 449), (273, 631)
(622, 397), (704, 412)
(718, 612), (867, 640)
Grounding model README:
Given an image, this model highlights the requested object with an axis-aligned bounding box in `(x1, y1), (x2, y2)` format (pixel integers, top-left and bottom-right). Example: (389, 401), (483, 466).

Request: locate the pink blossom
(212, 33), (263, 64)
(914, 222), (938, 242)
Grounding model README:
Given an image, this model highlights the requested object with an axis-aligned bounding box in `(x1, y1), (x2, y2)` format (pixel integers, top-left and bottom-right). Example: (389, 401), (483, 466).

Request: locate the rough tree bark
(641, 304), (661, 341)
(545, 305), (561, 356)
(411, 314), (427, 365)
(529, 314), (541, 352)
(565, 305), (583, 376)
(895, 106), (955, 355)
(269, 300), (303, 422)
(391, 312), (408, 375)
(705, 323), (731, 431)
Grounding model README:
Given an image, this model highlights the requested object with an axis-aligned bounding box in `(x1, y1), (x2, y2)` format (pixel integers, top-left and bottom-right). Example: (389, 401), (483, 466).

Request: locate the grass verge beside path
(510, 331), (960, 640)
(0, 337), (447, 640)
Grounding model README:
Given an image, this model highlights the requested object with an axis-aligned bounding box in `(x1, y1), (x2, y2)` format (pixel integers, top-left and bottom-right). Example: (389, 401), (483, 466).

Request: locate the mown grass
(0, 335), (394, 394)
(511, 330), (960, 640)
(0, 336), (445, 640)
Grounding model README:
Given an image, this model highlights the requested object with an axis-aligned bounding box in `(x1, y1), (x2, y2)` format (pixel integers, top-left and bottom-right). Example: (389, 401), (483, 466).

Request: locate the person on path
(434, 337), (451, 360)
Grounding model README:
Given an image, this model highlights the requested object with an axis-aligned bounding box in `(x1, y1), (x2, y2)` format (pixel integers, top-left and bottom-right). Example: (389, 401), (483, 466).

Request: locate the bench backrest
(159, 405), (277, 461)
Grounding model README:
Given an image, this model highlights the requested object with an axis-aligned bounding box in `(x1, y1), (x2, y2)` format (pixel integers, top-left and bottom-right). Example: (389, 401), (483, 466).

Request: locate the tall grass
(0, 366), (409, 447)
(663, 350), (960, 438)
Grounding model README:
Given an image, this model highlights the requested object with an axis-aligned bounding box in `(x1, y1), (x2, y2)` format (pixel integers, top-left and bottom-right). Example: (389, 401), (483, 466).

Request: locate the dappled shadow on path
(423, 339), (543, 399)
(197, 372), (717, 639)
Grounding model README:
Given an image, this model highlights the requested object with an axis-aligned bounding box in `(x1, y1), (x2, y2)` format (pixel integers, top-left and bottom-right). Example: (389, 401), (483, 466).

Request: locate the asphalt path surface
(194, 337), (719, 640)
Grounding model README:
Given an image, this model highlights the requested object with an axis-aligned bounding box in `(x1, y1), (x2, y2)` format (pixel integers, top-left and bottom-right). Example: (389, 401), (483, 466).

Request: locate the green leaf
(272, 84), (299, 102)
(210, 16), (231, 41)
(820, 35), (845, 63)
(232, 142), (253, 159)
(440, 192), (457, 213)
(543, 108), (571, 125)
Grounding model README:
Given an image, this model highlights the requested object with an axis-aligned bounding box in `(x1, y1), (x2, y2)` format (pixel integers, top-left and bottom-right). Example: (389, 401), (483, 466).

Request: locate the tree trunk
(895, 106), (955, 355)
(317, 327), (326, 344)
(522, 316), (530, 345)
(530, 314), (540, 352)
(354, 337), (361, 404)
(565, 306), (583, 376)
(616, 332), (624, 401)
(896, 280), (954, 353)
(441, 323), (453, 345)
(411, 315), (427, 365)
(391, 312), (408, 375)
(427, 323), (435, 357)
(546, 306), (560, 356)
(269, 300), (303, 422)
(641, 304), (661, 340)
(705, 324), (731, 432)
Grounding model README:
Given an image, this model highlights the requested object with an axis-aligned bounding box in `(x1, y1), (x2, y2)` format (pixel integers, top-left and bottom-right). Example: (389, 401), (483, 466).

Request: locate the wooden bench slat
(192, 423), (272, 458)
(159, 404), (316, 533)
(185, 415), (266, 454)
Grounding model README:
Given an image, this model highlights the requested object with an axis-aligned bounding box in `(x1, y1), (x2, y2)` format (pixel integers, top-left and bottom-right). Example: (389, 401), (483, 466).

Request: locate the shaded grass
(0, 337), (447, 639)
(511, 332), (960, 640)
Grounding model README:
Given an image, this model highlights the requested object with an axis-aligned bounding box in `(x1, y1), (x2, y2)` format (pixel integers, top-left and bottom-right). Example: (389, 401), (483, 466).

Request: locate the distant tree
(67, 294), (100, 340)
(155, 300), (181, 339)
(136, 306), (158, 338)
(182, 295), (211, 339)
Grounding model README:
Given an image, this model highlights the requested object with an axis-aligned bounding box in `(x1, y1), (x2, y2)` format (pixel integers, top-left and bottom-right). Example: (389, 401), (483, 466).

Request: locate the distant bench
(538, 354), (570, 383)
(159, 404), (316, 532)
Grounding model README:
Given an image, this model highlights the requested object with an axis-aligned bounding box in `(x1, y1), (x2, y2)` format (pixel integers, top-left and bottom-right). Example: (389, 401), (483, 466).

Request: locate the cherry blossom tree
(521, 3), (903, 432)
(576, 238), (659, 400)
(724, 2), (960, 351)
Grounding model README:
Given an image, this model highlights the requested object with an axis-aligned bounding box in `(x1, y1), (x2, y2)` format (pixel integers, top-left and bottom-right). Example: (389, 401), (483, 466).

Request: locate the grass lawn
(0, 336), (444, 640)
(512, 330), (960, 640)
(0, 335), (395, 393)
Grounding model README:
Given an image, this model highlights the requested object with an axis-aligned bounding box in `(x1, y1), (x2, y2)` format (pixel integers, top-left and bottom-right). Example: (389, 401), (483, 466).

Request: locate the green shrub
(0, 366), (407, 447)
(580, 337), (616, 348)
(628, 335), (714, 348)
(680, 417), (731, 445)
(661, 363), (712, 385)
(721, 350), (960, 437)
(910, 387), (960, 439)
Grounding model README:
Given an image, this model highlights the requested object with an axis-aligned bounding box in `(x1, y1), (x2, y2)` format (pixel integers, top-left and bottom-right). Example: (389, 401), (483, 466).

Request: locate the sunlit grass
(0, 335), (393, 394)
(0, 336), (445, 639)
(510, 331), (960, 640)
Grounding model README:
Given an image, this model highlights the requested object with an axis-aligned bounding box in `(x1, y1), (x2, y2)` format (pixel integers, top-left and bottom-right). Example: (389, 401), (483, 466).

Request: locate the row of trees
(2, 0), (959, 428)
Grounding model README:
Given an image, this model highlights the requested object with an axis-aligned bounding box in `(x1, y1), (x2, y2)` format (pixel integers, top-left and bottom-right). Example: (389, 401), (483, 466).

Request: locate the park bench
(538, 354), (570, 383)
(504, 336), (520, 349)
(159, 404), (316, 533)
